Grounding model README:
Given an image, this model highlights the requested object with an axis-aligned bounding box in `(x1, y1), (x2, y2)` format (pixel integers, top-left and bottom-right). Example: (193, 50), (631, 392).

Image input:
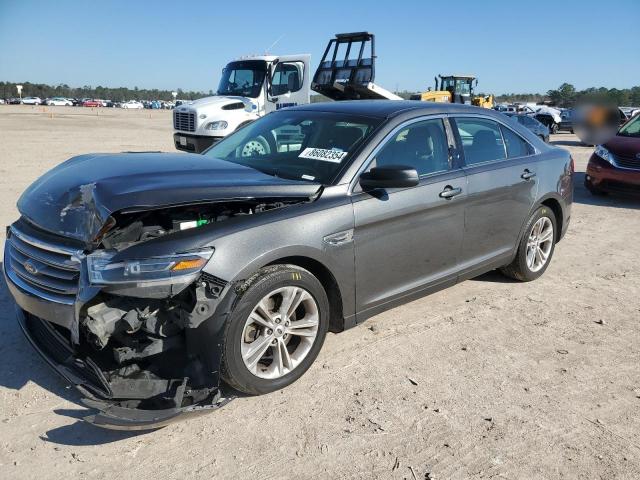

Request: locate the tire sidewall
(222, 266), (329, 395)
(516, 206), (557, 281)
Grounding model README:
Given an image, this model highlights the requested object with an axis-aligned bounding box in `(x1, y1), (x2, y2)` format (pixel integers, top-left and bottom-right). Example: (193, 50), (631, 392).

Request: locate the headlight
(87, 249), (213, 285)
(205, 120), (228, 130)
(594, 145), (615, 165)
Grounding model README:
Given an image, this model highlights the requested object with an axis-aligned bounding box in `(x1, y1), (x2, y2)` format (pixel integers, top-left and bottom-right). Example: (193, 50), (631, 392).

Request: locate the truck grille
(174, 111), (196, 132)
(614, 153), (640, 170)
(5, 227), (81, 305)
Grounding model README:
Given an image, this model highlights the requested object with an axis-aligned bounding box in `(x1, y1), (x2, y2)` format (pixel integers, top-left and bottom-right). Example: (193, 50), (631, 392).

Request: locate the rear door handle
(521, 169), (536, 180)
(439, 186), (462, 199)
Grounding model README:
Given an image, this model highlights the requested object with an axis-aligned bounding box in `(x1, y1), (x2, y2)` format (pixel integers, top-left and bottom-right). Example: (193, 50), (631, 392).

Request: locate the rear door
(451, 116), (539, 276)
(352, 116), (466, 314)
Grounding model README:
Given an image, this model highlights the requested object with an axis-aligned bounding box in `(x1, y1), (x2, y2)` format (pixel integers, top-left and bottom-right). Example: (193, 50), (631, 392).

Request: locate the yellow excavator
(411, 74), (494, 108)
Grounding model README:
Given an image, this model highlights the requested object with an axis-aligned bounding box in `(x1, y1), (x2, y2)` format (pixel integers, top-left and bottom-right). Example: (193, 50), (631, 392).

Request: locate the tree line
(2, 80), (639, 108)
(0, 81), (211, 101)
(497, 83), (640, 107)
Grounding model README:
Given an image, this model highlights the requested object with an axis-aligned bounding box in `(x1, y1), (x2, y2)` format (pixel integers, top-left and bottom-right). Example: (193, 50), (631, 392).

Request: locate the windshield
(217, 60), (267, 98)
(618, 114), (640, 137)
(204, 110), (383, 184)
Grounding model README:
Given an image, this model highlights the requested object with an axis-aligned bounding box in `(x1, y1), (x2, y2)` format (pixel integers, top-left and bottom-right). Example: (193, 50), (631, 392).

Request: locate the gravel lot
(0, 105), (639, 480)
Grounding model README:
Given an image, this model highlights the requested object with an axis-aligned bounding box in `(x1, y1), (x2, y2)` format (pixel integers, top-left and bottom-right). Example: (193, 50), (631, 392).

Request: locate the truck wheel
(237, 135), (273, 157)
(500, 206), (557, 282)
(221, 265), (330, 395)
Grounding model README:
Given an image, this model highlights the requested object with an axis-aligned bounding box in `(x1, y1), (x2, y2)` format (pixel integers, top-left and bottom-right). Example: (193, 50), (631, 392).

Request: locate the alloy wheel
(241, 286), (319, 379)
(526, 217), (554, 272)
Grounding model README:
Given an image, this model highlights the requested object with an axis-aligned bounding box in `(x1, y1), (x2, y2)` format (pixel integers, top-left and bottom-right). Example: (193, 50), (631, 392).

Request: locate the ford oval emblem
(24, 260), (38, 275)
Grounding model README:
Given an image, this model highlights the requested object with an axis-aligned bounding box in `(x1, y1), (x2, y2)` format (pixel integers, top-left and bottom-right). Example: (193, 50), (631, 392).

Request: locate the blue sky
(0, 0), (638, 94)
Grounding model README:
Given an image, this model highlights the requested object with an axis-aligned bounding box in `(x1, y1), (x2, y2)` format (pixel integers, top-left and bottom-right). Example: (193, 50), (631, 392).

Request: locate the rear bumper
(586, 154), (640, 194)
(16, 308), (232, 430)
(173, 133), (221, 153)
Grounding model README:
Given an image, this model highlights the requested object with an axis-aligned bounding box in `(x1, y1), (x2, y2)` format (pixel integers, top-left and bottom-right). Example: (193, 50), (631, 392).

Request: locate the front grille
(614, 153), (640, 170)
(6, 227), (81, 304)
(174, 111), (195, 132)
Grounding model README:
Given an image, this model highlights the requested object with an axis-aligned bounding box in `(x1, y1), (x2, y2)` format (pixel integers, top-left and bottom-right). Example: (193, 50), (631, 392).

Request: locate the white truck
(173, 55), (311, 153)
(173, 32), (400, 153)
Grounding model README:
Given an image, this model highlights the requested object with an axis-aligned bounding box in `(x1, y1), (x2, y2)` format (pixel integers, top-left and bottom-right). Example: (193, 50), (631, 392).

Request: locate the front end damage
(5, 195), (312, 429)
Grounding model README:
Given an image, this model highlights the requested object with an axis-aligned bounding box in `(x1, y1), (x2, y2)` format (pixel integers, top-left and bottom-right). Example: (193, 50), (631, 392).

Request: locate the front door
(265, 56), (310, 114)
(352, 117), (467, 315)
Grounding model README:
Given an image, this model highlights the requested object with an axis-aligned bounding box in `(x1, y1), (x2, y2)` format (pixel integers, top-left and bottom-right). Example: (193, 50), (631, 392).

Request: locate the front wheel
(500, 206), (557, 281)
(221, 265), (329, 395)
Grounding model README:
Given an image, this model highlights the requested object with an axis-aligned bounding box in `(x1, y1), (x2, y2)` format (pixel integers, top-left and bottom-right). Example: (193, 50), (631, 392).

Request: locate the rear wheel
(221, 265), (329, 395)
(500, 206), (557, 282)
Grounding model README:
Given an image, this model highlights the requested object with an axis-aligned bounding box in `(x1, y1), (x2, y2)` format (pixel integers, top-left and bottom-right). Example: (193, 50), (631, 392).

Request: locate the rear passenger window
(454, 118), (506, 165)
(373, 119), (450, 176)
(500, 125), (534, 158)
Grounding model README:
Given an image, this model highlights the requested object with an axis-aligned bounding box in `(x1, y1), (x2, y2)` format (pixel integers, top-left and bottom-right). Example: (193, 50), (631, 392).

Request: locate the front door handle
(439, 186), (462, 199)
(521, 169), (537, 180)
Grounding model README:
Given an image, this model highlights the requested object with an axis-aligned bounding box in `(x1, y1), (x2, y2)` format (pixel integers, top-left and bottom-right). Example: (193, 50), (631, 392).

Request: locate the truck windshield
(204, 110), (383, 184)
(217, 60), (267, 98)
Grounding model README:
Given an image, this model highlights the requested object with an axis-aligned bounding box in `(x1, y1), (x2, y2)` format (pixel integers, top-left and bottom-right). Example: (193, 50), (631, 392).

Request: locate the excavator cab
(437, 75), (476, 104)
(312, 32), (401, 101)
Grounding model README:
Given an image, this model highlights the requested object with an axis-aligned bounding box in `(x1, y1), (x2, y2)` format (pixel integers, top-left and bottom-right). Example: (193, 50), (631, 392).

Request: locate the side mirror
(359, 165), (419, 190)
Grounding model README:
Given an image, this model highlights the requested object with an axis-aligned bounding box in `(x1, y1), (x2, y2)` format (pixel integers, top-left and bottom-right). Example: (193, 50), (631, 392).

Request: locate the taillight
(570, 155), (575, 173)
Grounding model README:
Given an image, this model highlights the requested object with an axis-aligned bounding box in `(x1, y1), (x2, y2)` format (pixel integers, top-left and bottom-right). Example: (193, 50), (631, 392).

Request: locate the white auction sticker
(299, 147), (348, 163)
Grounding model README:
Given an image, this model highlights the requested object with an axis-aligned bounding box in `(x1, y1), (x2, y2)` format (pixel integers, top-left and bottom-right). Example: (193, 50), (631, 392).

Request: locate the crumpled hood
(17, 152), (320, 244)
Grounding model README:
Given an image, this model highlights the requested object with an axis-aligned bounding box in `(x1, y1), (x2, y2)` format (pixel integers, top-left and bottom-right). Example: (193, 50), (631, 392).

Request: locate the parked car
(7, 97), (22, 104)
(121, 100), (144, 109)
(82, 99), (103, 107)
(504, 113), (550, 142)
(21, 96), (42, 105)
(46, 97), (73, 106)
(4, 101), (573, 428)
(0, 98), (5, 105)
(585, 112), (640, 196)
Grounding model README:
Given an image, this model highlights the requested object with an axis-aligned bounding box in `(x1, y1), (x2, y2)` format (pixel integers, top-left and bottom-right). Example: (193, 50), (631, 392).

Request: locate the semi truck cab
(174, 54), (311, 153)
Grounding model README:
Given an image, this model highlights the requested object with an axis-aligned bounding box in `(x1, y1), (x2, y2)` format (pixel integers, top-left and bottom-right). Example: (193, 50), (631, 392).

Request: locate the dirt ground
(0, 105), (638, 480)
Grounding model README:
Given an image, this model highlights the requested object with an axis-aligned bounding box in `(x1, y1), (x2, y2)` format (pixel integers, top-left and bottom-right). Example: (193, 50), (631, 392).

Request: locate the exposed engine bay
(100, 199), (296, 249)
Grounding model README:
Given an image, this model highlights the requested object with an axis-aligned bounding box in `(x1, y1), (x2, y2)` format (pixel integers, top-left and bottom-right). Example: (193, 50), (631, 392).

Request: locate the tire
(221, 265), (330, 395)
(500, 206), (557, 282)
(550, 123), (559, 134)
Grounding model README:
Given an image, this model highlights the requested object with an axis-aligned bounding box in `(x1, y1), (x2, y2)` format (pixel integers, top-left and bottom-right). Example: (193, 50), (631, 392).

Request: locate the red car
(585, 113), (640, 196)
(82, 99), (103, 107)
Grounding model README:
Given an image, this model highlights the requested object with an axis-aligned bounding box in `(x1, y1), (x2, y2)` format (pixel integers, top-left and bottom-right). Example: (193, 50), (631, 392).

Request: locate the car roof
(287, 100), (503, 119)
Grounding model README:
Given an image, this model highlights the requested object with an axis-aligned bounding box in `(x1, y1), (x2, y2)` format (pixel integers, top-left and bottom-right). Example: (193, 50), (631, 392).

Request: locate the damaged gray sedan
(5, 101), (573, 429)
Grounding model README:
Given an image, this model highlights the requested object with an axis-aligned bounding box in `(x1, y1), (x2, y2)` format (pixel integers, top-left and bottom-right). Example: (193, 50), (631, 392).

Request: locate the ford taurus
(4, 101), (573, 428)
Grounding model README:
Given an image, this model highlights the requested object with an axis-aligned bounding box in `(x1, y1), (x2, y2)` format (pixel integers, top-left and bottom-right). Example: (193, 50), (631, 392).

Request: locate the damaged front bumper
(4, 220), (237, 430)
(16, 308), (233, 430)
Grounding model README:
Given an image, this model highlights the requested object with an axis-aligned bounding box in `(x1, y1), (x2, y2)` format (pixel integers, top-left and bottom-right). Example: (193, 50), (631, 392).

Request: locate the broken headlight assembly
(86, 248), (214, 290)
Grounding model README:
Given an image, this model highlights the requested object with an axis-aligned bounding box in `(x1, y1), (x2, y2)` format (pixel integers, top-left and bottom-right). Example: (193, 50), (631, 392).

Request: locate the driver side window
(372, 119), (450, 176)
(271, 62), (304, 96)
